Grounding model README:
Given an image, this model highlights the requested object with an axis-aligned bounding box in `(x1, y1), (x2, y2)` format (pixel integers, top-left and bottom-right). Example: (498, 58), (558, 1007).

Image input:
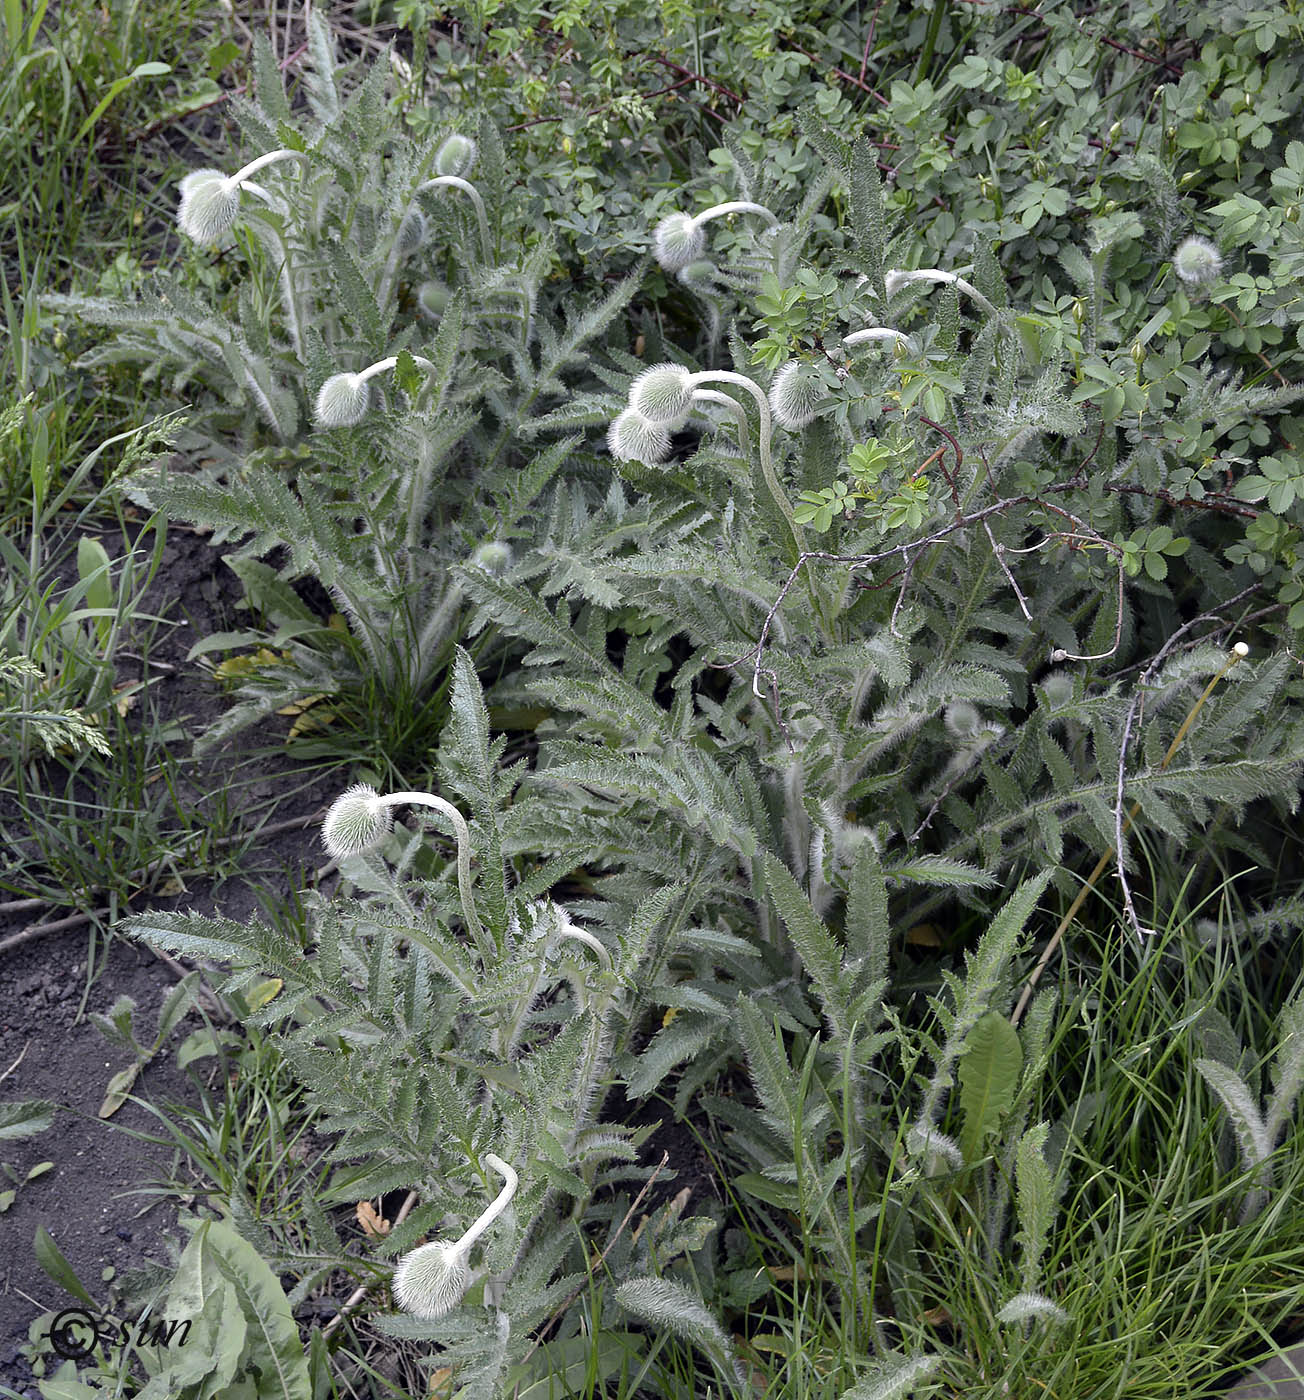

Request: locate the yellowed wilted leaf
(245, 978), (282, 1011)
(276, 693), (328, 717)
(155, 877), (187, 896)
(289, 707), (336, 739)
(906, 923), (942, 947)
(356, 1200), (390, 1238)
(99, 1063), (140, 1119)
(114, 688), (137, 716)
(427, 1367), (453, 1397)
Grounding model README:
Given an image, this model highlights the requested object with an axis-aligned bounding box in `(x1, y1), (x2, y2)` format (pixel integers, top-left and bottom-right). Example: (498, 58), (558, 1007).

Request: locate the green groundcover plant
(10, 2), (1304, 1396)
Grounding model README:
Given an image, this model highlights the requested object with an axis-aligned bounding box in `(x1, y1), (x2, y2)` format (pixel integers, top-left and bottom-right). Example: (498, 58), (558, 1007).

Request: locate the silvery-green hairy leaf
(837, 1352), (942, 1400)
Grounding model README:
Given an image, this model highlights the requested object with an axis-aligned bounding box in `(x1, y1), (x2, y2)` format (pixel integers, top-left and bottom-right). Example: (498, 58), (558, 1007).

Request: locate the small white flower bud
(176, 169), (240, 244)
(1172, 236), (1222, 287)
(469, 541), (513, 574)
(607, 408), (672, 463)
(396, 208), (428, 254)
(435, 133), (477, 178)
(652, 212), (705, 273)
(629, 363), (694, 423)
(769, 360), (825, 429)
(392, 1240), (472, 1319)
(1039, 672), (1074, 709)
(943, 701), (980, 739)
(322, 782), (393, 857)
(314, 373), (372, 428)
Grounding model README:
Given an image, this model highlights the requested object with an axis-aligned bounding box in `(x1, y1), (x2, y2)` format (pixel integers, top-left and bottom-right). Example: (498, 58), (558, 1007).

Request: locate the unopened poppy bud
(608, 408), (672, 463)
(435, 133), (477, 178)
(629, 363), (694, 423)
(392, 1239), (473, 1320)
(469, 541), (513, 575)
(314, 373), (372, 429)
(418, 280), (451, 321)
(652, 212), (705, 273)
(177, 170), (240, 244)
(1172, 236), (1222, 287)
(396, 208), (428, 254)
(769, 360), (825, 430)
(322, 782), (393, 857)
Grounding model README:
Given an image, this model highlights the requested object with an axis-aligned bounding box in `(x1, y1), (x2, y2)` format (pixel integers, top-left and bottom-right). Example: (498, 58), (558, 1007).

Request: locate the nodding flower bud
(629, 363), (694, 423)
(607, 408), (672, 464)
(396, 208), (428, 254)
(176, 150), (306, 244)
(769, 360), (825, 430)
(469, 541), (513, 575)
(435, 133), (477, 178)
(392, 1239), (473, 1320)
(391, 1154), (518, 1321)
(176, 170), (240, 244)
(322, 782), (394, 857)
(1172, 235), (1222, 287)
(653, 212), (706, 273)
(314, 373), (372, 429)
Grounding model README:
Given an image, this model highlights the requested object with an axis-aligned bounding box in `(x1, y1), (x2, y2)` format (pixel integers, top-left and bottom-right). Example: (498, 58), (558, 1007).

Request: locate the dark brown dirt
(0, 513), (345, 1388)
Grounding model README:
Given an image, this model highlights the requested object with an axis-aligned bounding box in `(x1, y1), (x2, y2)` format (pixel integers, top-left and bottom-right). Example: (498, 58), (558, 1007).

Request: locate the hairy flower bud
(1172, 235), (1223, 287)
(176, 169), (240, 244)
(435, 133), (477, 178)
(322, 783), (393, 857)
(652, 212), (705, 273)
(607, 408), (672, 463)
(769, 360), (824, 429)
(314, 373), (372, 428)
(629, 363), (694, 423)
(469, 541), (513, 575)
(392, 1240), (472, 1320)
(396, 208), (428, 254)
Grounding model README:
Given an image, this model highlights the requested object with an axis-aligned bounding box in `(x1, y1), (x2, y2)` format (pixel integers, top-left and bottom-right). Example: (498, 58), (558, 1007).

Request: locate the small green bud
(396, 208), (427, 254)
(418, 280), (451, 320)
(435, 133), (477, 178)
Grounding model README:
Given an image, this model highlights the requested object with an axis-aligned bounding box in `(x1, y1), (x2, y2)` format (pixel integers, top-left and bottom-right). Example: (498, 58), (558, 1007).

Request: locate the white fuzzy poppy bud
(607, 408), (672, 463)
(630, 363), (694, 423)
(469, 541), (513, 574)
(652, 212), (705, 273)
(943, 701), (981, 738)
(435, 133), (477, 178)
(177, 169), (240, 244)
(314, 373), (372, 429)
(392, 1239), (472, 1320)
(1172, 235), (1222, 287)
(769, 360), (825, 429)
(322, 782), (393, 857)
(396, 208), (428, 254)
